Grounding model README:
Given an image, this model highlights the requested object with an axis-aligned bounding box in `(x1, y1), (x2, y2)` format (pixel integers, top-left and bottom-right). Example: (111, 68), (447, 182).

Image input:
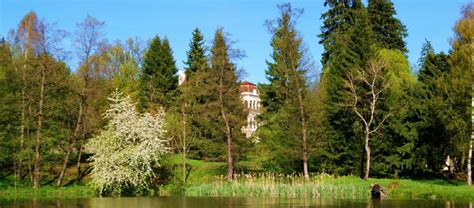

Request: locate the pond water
(0, 197), (473, 208)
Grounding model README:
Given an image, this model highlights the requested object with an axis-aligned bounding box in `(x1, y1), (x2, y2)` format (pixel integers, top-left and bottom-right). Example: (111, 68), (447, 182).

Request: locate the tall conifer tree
(416, 43), (450, 173)
(139, 36), (178, 111)
(368, 0), (408, 53)
(259, 3), (311, 178)
(179, 28), (215, 160)
(210, 28), (246, 180)
(184, 28), (207, 79)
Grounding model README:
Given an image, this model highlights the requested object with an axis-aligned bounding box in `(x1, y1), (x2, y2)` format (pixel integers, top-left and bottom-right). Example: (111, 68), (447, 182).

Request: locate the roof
(241, 81), (256, 86)
(240, 81), (258, 94)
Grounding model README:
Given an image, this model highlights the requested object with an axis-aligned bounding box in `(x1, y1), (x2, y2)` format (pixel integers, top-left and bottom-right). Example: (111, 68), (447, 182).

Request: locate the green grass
(0, 185), (95, 199)
(168, 155), (227, 185)
(0, 163), (95, 199)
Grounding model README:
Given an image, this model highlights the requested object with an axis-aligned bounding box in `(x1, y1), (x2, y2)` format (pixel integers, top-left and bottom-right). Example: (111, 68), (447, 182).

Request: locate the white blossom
(87, 90), (169, 195)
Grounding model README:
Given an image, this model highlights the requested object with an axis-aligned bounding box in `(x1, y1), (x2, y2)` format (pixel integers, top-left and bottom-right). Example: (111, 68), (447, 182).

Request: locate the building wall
(241, 87), (260, 138)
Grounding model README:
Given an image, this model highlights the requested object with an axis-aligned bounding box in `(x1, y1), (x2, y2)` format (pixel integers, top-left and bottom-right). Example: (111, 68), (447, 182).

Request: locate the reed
(185, 173), (368, 199)
(183, 173), (474, 200)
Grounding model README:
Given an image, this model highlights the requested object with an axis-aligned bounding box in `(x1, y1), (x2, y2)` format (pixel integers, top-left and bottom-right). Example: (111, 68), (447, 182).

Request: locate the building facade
(240, 81), (260, 138)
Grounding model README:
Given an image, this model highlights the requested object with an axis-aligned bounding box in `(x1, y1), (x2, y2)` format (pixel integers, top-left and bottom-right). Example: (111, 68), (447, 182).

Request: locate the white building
(178, 70), (186, 86)
(240, 81), (260, 138)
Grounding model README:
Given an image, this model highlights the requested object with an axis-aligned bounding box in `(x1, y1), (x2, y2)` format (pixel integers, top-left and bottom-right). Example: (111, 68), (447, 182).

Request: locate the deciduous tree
(344, 58), (392, 179)
(57, 15), (106, 186)
(88, 90), (169, 195)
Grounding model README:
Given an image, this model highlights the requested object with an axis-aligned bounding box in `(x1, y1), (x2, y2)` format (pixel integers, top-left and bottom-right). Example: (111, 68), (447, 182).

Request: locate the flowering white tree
(87, 90), (169, 195)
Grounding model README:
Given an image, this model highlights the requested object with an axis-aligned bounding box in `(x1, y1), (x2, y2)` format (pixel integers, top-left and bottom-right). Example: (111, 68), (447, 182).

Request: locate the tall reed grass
(185, 173), (370, 199)
(184, 173), (474, 200)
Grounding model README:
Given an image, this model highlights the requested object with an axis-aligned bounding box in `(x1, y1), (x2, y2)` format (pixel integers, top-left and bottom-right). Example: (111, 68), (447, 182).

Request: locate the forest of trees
(0, 0), (472, 193)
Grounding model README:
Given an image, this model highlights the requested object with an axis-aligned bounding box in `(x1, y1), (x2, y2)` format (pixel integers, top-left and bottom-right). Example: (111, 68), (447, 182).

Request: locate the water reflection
(1, 197), (473, 208)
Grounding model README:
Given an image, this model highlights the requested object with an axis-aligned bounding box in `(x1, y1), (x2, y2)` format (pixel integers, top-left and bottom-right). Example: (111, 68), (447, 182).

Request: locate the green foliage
(414, 45), (451, 173)
(0, 39), (21, 172)
(184, 28), (207, 80)
(209, 28), (248, 163)
(440, 4), (473, 173)
(178, 28), (218, 161)
(370, 49), (417, 177)
(411, 5), (472, 177)
(319, 0), (355, 66)
(368, 0), (408, 53)
(178, 28), (248, 164)
(318, 0), (376, 176)
(257, 3), (312, 174)
(107, 41), (141, 102)
(139, 36), (178, 111)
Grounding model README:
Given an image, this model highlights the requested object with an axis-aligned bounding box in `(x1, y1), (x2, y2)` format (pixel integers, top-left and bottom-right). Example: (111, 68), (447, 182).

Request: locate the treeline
(0, 10), (248, 190)
(254, 1), (472, 184)
(0, 0), (472, 192)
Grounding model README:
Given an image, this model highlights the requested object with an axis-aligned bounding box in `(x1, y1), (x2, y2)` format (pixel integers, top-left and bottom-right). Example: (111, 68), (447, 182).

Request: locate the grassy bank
(161, 157), (473, 200)
(0, 185), (95, 199)
(183, 173), (473, 200)
(2, 157), (472, 200)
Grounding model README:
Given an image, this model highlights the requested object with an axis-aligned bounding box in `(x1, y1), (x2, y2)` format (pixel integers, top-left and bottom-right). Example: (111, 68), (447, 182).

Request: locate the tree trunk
(219, 70), (233, 181)
(360, 143), (366, 179)
(363, 129), (371, 180)
(13, 160), (17, 189)
(56, 80), (86, 187)
(76, 142), (83, 183)
(468, 135), (472, 186)
(28, 158), (34, 183)
(224, 121), (233, 181)
(469, 94), (473, 186)
(33, 61), (46, 188)
(181, 102), (187, 184)
(297, 89), (309, 179)
(19, 47), (28, 179)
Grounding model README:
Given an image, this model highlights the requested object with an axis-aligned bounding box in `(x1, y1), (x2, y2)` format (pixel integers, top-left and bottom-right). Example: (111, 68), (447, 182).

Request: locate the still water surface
(1, 197), (473, 208)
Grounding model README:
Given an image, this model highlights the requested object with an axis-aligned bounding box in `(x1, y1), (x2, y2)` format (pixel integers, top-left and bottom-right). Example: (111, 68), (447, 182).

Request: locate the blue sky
(0, 0), (469, 84)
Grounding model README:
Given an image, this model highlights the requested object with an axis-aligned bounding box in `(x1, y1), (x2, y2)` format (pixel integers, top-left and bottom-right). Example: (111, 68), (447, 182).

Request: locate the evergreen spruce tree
(210, 28), (247, 180)
(139, 36), (178, 111)
(184, 28), (207, 80)
(368, 0), (408, 53)
(169, 28), (209, 184)
(179, 28), (218, 160)
(259, 3), (311, 178)
(416, 43), (450, 173)
(319, 0), (354, 66)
